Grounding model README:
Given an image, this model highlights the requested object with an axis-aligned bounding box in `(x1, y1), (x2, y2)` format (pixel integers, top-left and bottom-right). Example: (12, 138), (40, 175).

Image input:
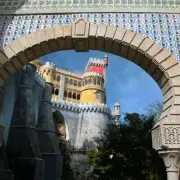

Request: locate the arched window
(55, 89), (59, 95)
(74, 80), (77, 86)
(97, 80), (100, 86)
(69, 79), (73, 85)
(94, 79), (96, 85)
(95, 91), (101, 100)
(78, 81), (81, 87)
(77, 94), (80, 100)
(56, 75), (60, 82)
(68, 92), (72, 98)
(73, 93), (76, 99)
(64, 91), (67, 97)
(88, 79), (92, 85)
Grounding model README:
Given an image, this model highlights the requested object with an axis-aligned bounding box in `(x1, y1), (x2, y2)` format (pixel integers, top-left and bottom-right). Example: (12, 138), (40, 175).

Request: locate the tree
(144, 100), (163, 123)
(87, 113), (166, 180)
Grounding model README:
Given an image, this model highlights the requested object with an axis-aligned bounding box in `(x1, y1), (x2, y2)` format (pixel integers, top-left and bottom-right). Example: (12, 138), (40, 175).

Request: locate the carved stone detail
(163, 125), (180, 145)
(72, 18), (89, 38)
(159, 150), (180, 180)
(152, 125), (162, 149)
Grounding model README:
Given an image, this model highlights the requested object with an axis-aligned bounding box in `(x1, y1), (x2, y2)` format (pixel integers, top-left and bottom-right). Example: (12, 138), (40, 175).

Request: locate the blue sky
(41, 50), (163, 115)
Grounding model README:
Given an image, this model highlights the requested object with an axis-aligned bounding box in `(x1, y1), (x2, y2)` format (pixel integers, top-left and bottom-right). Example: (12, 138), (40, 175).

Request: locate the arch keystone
(72, 18), (89, 52)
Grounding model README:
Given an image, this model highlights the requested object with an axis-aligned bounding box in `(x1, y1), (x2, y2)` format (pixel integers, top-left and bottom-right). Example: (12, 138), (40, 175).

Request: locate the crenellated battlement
(83, 72), (104, 79)
(34, 69), (46, 88)
(41, 62), (56, 70)
(52, 98), (111, 114)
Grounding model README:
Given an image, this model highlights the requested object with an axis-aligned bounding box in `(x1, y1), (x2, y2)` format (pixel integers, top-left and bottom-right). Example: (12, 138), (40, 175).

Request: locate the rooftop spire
(104, 53), (108, 58)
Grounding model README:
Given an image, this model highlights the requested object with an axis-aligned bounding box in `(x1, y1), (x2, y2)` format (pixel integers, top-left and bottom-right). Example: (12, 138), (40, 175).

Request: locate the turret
(113, 103), (120, 125)
(80, 72), (105, 104)
(40, 62), (56, 84)
(30, 58), (43, 70)
(104, 53), (108, 67)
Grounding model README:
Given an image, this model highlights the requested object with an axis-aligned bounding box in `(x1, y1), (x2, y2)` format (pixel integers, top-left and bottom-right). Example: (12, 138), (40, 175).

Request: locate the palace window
(74, 80), (77, 86)
(77, 94), (80, 100)
(69, 79), (73, 85)
(64, 91), (67, 97)
(55, 89), (59, 95)
(68, 92), (72, 98)
(73, 93), (76, 99)
(78, 81), (81, 87)
(95, 91), (101, 100)
(56, 75), (60, 82)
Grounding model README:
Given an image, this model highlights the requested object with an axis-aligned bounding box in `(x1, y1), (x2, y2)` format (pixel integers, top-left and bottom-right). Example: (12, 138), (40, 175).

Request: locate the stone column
(37, 83), (62, 180)
(6, 64), (44, 180)
(159, 150), (180, 180)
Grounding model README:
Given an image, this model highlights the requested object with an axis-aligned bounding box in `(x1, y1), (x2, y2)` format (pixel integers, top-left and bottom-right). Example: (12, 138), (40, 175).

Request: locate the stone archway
(0, 18), (180, 179)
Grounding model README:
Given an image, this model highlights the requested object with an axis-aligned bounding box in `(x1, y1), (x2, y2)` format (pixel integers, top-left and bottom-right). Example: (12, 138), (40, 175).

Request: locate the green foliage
(87, 113), (166, 180)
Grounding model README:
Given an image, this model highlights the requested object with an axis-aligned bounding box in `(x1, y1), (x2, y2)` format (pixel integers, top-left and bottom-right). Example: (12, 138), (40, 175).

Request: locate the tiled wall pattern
(0, 13), (180, 61)
(0, 0), (179, 13)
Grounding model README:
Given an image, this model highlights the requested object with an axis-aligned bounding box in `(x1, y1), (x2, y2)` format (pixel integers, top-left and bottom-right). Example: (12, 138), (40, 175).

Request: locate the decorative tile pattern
(0, 13), (180, 61)
(0, 0), (179, 14)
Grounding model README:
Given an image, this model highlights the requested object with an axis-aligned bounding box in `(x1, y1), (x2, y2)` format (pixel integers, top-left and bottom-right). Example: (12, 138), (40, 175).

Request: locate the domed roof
(114, 103), (120, 107)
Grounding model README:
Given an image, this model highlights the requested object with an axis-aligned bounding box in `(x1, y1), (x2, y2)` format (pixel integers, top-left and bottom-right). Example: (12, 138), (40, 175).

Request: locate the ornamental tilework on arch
(0, 13), (180, 61)
(0, 0), (179, 13)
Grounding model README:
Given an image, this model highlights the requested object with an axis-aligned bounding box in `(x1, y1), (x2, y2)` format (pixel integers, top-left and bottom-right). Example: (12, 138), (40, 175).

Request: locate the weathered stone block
(0, 67), (10, 80)
(10, 57), (22, 70)
(54, 26), (64, 39)
(138, 38), (154, 53)
(26, 32), (38, 47)
(163, 88), (173, 103)
(157, 73), (168, 88)
(8, 40), (23, 55)
(153, 49), (171, 63)
(140, 56), (151, 70)
(163, 97), (173, 111)
(3, 45), (16, 59)
(4, 61), (17, 74)
(113, 27), (126, 42)
(174, 87), (180, 95)
(146, 61), (157, 76)
(105, 26), (117, 39)
(127, 48), (137, 62)
(104, 26), (116, 53)
(171, 76), (180, 86)
(161, 56), (178, 70)
(146, 44), (163, 61)
(152, 67), (163, 82)
(174, 96), (180, 105)
(18, 36), (31, 50)
(122, 30), (136, 45)
(162, 81), (171, 95)
(0, 51), (9, 65)
(167, 64), (180, 77)
(44, 27), (55, 40)
(130, 33), (145, 49)
(35, 30), (46, 44)
(96, 24), (107, 38)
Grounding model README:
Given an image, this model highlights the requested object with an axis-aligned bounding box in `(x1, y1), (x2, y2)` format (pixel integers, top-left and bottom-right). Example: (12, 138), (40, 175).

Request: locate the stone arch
(0, 18), (180, 152)
(53, 110), (69, 141)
